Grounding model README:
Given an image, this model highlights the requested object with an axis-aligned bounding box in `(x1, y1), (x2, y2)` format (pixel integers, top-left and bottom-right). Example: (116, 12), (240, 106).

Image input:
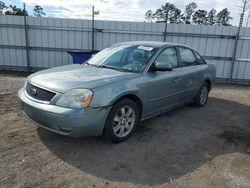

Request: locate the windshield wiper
(99, 65), (135, 73)
(86, 63), (136, 73)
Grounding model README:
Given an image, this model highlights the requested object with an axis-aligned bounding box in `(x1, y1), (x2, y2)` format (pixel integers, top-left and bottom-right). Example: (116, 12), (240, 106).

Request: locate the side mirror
(151, 62), (173, 71)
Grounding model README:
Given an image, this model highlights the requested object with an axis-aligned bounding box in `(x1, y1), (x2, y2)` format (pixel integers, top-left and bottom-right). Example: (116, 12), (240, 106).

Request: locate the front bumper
(18, 88), (112, 137)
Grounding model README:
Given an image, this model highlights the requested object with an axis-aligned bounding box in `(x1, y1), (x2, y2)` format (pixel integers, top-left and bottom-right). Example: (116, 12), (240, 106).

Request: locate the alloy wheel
(200, 86), (208, 105)
(112, 105), (136, 138)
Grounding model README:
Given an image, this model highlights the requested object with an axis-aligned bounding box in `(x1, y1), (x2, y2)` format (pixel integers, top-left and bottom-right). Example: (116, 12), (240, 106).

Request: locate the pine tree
(192, 10), (207, 24)
(207, 9), (217, 25)
(169, 8), (182, 24)
(145, 10), (154, 22)
(182, 2), (197, 24)
(0, 1), (6, 14)
(33, 5), (45, 17)
(0, 1), (6, 9)
(216, 8), (232, 26)
(153, 3), (182, 24)
(6, 5), (28, 16)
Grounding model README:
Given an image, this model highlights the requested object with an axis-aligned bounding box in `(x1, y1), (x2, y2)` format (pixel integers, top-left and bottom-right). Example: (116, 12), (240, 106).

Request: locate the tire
(193, 82), (209, 107)
(104, 98), (139, 143)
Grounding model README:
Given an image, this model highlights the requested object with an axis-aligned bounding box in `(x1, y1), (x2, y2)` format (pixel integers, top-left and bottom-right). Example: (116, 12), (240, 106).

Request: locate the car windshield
(87, 44), (158, 73)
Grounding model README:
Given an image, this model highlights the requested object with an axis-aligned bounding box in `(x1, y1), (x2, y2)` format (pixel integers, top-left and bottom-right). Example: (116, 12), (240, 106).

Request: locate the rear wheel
(193, 82), (209, 107)
(104, 98), (139, 143)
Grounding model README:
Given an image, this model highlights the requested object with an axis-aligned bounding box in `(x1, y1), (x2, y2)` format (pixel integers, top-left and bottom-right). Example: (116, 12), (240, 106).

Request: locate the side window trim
(193, 50), (207, 65)
(192, 50), (199, 65)
(174, 46), (181, 68)
(176, 46), (182, 68)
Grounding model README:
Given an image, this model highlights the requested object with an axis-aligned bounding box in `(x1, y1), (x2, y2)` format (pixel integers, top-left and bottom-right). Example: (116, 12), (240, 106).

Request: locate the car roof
(115, 41), (191, 49)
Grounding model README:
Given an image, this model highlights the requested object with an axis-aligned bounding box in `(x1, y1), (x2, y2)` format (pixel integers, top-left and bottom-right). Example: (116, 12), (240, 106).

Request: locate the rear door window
(178, 47), (196, 67)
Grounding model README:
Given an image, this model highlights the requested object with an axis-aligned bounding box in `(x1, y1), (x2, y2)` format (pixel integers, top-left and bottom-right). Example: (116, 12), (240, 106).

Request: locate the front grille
(26, 82), (56, 102)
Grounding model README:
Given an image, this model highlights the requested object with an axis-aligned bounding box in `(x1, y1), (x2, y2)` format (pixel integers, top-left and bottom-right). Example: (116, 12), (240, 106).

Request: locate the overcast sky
(2, 0), (248, 26)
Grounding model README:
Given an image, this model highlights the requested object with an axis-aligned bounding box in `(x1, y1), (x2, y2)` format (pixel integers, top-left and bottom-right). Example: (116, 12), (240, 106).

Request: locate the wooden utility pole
(92, 6), (95, 51)
(230, 0), (248, 84)
(91, 6), (99, 51)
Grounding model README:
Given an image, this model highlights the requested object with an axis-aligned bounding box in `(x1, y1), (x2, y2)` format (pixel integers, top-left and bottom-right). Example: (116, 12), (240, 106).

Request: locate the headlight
(56, 89), (93, 108)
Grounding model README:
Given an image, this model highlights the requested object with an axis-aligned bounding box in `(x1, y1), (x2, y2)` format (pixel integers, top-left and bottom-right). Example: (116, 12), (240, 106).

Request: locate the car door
(146, 47), (183, 115)
(177, 47), (203, 104)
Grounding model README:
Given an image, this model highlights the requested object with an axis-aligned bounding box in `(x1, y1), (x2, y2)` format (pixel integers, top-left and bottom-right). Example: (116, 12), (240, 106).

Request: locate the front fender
(89, 77), (147, 108)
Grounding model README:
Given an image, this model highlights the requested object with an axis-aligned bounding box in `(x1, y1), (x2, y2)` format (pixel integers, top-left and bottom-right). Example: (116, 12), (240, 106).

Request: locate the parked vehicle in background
(18, 41), (216, 143)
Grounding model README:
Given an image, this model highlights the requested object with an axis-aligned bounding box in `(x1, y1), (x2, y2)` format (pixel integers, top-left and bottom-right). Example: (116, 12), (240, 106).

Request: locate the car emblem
(30, 88), (37, 96)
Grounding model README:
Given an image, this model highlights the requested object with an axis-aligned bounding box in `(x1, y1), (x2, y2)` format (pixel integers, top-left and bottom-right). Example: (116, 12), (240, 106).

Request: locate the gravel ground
(0, 73), (249, 188)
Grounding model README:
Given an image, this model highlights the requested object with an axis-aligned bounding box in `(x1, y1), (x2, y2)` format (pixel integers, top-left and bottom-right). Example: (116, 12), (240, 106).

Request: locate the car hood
(28, 64), (137, 93)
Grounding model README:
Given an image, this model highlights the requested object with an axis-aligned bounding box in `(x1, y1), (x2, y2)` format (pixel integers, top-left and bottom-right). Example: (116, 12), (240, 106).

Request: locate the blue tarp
(68, 51), (94, 64)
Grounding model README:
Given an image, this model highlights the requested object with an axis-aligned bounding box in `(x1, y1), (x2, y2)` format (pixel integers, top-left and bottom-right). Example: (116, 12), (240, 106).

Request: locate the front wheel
(193, 82), (209, 107)
(104, 98), (139, 143)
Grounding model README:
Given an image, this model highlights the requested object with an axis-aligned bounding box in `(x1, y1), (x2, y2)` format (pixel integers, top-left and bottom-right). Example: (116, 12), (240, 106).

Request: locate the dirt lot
(0, 73), (249, 188)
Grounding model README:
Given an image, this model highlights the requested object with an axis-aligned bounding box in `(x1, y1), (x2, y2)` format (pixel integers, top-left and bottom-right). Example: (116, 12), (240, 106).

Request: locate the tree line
(0, 1), (45, 17)
(145, 2), (232, 26)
